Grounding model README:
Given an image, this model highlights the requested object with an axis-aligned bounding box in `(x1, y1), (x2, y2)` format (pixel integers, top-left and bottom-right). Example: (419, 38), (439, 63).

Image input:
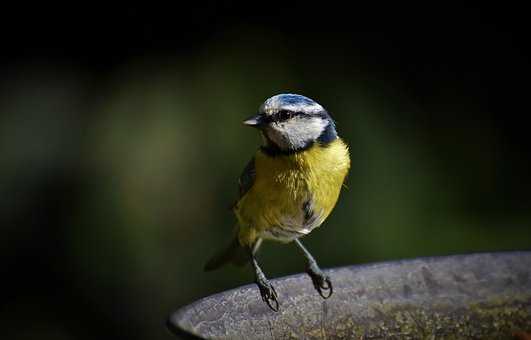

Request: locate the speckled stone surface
(168, 252), (531, 339)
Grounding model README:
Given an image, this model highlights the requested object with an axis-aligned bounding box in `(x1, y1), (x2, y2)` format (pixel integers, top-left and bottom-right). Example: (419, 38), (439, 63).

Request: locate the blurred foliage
(2, 4), (531, 340)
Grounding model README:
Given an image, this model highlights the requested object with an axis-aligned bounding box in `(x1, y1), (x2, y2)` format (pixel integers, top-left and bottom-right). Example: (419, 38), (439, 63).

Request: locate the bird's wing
(237, 156), (256, 199)
(208, 157), (257, 270)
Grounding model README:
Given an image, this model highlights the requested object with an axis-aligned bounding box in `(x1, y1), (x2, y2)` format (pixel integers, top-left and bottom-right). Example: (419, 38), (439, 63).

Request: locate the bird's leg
(250, 245), (279, 311)
(294, 238), (333, 299)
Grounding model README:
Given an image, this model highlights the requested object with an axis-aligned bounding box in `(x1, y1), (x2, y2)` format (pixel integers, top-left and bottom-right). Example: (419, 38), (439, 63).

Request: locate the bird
(205, 93), (350, 311)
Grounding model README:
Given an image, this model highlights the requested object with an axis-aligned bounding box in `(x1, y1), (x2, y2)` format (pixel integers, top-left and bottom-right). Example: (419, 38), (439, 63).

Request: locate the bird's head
(244, 94), (337, 154)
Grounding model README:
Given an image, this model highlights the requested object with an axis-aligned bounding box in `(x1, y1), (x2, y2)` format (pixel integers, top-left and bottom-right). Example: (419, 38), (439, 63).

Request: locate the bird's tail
(204, 236), (249, 271)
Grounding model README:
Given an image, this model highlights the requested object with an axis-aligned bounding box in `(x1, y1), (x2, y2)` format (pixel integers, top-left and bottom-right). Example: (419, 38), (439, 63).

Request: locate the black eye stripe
(264, 110), (305, 123)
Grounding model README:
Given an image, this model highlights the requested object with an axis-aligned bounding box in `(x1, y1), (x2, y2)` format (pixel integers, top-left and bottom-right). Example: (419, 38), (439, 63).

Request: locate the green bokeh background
(2, 4), (531, 340)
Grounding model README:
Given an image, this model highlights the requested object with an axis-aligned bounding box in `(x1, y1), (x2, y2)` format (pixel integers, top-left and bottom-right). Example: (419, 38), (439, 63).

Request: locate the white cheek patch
(266, 116), (328, 150)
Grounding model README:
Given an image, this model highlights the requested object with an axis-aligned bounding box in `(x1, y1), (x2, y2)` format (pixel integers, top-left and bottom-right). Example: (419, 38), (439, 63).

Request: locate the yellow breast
(234, 138), (350, 246)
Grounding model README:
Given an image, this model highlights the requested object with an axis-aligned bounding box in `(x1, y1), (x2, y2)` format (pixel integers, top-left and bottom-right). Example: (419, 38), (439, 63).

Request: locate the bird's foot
(256, 277), (279, 311)
(307, 263), (333, 299)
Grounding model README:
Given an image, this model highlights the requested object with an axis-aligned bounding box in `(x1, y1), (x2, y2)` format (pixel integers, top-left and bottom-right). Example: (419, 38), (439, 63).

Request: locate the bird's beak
(243, 114), (264, 128)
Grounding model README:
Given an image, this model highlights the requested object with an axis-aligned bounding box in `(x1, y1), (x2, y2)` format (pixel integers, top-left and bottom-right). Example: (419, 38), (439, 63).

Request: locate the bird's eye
(278, 110), (292, 121)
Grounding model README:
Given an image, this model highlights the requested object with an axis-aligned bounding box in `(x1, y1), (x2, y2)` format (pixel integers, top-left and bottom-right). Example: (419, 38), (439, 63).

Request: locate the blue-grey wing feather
(238, 157), (256, 198)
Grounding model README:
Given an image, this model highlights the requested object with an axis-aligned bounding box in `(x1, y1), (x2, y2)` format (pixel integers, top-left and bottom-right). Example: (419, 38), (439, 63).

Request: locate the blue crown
(273, 94), (316, 106)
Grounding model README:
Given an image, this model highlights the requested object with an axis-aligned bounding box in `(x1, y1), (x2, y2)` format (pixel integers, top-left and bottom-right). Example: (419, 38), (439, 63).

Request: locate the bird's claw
(256, 279), (279, 311)
(308, 268), (333, 299)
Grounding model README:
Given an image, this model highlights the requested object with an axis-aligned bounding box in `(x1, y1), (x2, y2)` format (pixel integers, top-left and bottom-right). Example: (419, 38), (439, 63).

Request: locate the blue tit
(205, 93), (350, 311)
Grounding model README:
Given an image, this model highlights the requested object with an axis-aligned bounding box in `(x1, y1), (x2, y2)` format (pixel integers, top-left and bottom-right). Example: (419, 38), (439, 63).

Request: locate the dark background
(1, 3), (530, 339)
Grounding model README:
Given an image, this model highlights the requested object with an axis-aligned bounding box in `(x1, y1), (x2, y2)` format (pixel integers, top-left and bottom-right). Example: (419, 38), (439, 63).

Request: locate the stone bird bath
(168, 252), (531, 339)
